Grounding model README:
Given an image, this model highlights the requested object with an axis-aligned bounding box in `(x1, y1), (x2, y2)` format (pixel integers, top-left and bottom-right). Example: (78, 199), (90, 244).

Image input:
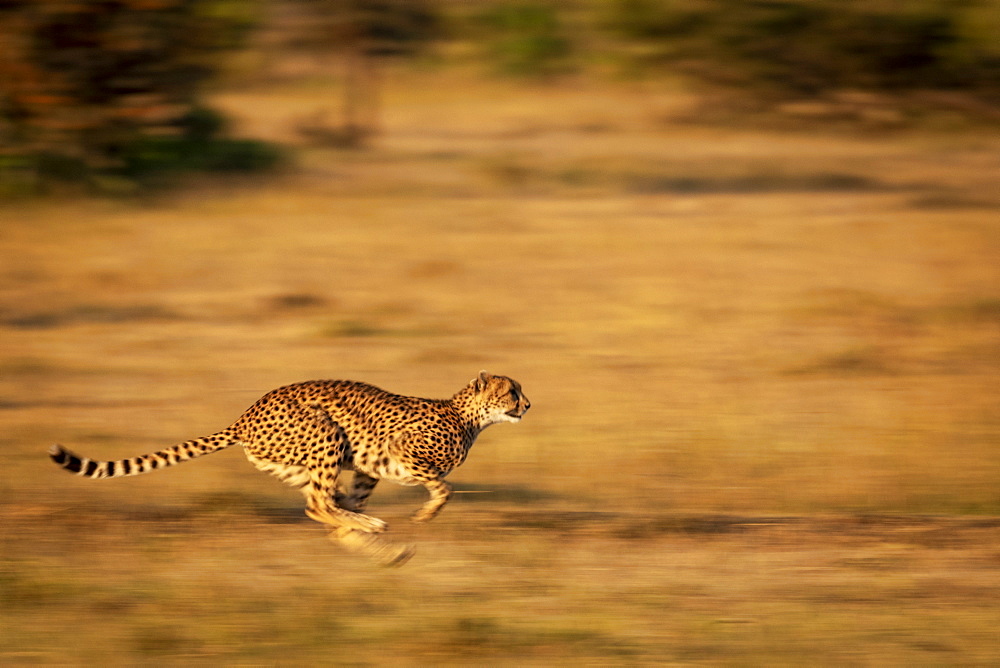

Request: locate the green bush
(477, 2), (574, 77)
(604, 0), (1000, 98)
(115, 107), (281, 176)
(0, 0), (276, 194)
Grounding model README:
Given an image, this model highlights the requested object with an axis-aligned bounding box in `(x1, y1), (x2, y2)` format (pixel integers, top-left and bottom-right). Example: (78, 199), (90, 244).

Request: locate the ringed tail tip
(49, 444), (80, 471)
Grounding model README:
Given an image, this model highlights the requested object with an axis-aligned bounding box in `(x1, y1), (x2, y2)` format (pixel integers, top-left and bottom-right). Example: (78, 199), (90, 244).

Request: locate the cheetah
(49, 371), (529, 565)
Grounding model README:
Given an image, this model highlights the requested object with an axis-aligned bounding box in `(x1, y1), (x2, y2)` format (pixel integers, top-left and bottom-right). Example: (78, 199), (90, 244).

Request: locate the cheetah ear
(473, 370), (491, 392)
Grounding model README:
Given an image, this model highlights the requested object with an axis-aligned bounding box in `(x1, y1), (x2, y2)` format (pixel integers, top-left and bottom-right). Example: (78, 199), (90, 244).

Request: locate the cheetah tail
(48, 432), (238, 480)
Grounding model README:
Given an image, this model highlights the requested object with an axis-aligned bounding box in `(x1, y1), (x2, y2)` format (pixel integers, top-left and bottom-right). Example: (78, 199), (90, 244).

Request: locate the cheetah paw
(351, 513), (388, 533)
(328, 527), (415, 567)
(306, 507), (387, 533)
(410, 508), (438, 524)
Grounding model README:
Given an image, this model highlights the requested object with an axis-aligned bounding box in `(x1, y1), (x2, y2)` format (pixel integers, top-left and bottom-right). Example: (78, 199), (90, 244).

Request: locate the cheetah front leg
(412, 478), (453, 523)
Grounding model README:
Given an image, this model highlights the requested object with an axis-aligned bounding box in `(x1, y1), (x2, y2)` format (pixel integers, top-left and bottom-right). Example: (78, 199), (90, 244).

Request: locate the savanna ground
(2, 67), (1000, 664)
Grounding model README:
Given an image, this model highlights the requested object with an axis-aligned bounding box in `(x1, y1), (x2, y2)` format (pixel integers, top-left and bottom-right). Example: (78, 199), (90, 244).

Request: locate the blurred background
(2, 0), (999, 663)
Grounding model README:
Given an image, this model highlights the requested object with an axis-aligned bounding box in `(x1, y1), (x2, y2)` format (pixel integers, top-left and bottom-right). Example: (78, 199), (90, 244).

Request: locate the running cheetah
(49, 371), (530, 564)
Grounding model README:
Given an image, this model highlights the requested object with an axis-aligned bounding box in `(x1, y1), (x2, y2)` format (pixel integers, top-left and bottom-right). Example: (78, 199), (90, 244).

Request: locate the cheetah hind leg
(336, 472), (380, 512)
(297, 427), (388, 533)
(268, 463), (406, 561)
(325, 473), (411, 565)
(304, 465), (387, 534)
(327, 526), (415, 567)
(245, 451), (385, 532)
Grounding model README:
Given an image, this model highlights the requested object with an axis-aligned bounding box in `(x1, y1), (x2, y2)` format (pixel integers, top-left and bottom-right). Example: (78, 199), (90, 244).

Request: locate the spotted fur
(49, 371), (529, 562)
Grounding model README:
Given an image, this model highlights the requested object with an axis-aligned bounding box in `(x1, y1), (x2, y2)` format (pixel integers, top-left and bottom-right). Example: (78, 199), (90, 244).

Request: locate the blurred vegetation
(284, 0), (443, 146)
(602, 0), (1000, 97)
(2, 0), (998, 196)
(285, 0), (442, 56)
(0, 0), (277, 195)
(474, 2), (575, 77)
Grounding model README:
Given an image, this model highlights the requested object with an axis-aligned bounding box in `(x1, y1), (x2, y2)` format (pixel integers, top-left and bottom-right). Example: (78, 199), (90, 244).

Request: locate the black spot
(106, 461), (116, 477)
(50, 448), (67, 465)
(148, 458), (159, 470)
(121, 459), (131, 475)
(65, 454), (83, 473)
(84, 460), (99, 477)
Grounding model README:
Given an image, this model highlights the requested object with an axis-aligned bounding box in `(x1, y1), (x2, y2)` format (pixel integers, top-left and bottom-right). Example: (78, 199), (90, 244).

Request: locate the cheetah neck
(448, 390), (500, 434)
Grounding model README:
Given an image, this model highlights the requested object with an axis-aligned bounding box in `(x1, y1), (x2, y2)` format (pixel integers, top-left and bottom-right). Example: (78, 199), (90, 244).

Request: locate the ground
(1, 69), (999, 663)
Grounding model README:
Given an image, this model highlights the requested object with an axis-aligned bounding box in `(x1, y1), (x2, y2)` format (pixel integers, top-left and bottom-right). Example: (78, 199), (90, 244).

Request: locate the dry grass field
(2, 69), (999, 664)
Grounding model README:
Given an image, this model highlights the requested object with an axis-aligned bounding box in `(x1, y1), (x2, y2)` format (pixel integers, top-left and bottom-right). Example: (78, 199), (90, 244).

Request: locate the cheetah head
(467, 370), (530, 426)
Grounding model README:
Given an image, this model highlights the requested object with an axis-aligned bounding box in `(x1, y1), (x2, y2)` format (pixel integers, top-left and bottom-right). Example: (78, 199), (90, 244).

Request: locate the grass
(1, 67), (999, 663)
(3, 506), (999, 664)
